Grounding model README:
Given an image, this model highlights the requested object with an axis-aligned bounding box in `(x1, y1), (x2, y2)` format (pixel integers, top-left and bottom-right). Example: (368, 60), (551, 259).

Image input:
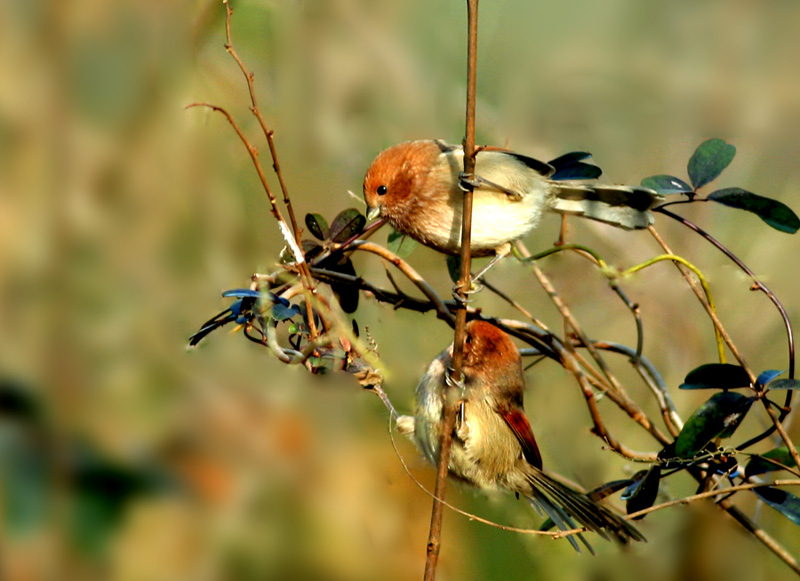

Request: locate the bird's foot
(451, 280), (484, 304)
(458, 172), (483, 191)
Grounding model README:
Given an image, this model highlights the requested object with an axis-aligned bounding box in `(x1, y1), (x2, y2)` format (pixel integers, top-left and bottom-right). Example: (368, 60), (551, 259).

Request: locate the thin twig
(219, 0), (320, 339)
(349, 242), (455, 324)
(423, 2), (479, 578)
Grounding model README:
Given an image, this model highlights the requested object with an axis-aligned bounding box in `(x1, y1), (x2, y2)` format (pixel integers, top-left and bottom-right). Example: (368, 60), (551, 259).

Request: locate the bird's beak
(366, 206), (381, 222)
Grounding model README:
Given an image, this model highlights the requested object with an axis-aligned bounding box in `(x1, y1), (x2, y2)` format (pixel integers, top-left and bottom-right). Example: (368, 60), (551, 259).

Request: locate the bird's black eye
(376, 185), (388, 196)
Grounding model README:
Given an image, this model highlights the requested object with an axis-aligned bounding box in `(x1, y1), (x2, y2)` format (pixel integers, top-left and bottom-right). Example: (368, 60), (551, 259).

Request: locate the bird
(363, 140), (662, 265)
(396, 320), (645, 552)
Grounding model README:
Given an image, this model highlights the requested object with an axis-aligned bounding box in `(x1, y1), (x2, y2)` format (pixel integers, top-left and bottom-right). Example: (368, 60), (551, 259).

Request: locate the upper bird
(363, 140), (663, 258)
(396, 320), (645, 552)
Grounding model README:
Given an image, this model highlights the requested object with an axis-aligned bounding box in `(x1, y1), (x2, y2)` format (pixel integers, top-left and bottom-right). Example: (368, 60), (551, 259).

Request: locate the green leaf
(446, 255), (461, 284)
(745, 447), (798, 478)
(329, 209), (366, 243)
(679, 363), (751, 390)
(766, 379), (800, 390)
(641, 175), (693, 195)
(623, 466), (662, 519)
(708, 188), (800, 234)
(304, 213), (330, 240)
(0, 428), (51, 536)
(674, 392), (754, 459)
(688, 138), (736, 189)
(754, 487), (800, 527)
(387, 228), (418, 258)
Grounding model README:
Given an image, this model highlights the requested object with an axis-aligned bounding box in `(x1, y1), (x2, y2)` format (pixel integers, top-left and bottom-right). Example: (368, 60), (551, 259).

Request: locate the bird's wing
(497, 407), (543, 470)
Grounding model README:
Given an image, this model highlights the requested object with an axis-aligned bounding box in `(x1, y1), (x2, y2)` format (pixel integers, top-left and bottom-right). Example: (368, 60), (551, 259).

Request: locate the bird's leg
(470, 242), (511, 285)
(458, 172), (522, 200)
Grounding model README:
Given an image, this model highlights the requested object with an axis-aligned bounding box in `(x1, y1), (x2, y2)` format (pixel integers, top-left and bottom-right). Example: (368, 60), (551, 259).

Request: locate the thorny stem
(424, 2), (479, 579)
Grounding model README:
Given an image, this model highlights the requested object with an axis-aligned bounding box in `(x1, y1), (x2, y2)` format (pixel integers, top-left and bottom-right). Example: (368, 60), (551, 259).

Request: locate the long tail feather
(526, 467), (646, 545)
(550, 183), (663, 230)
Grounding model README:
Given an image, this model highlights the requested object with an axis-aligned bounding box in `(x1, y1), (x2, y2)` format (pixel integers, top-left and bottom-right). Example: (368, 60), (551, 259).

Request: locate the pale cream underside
(421, 148), (553, 254)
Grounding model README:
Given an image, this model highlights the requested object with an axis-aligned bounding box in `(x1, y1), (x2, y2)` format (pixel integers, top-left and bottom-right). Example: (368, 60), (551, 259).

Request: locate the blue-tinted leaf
(688, 138), (736, 189)
(679, 363), (751, 390)
(641, 175), (694, 195)
(757, 369), (784, 387)
(708, 188), (800, 234)
(624, 467), (661, 519)
(754, 487), (800, 527)
(745, 447), (797, 478)
(222, 288), (260, 299)
(272, 303), (301, 321)
(551, 163), (602, 181)
(387, 228), (418, 258)
(675, 392), (754, 458)
(766, 379), (800, 390)
(330, 208), (366, 243)
(305, 213), (330, 240)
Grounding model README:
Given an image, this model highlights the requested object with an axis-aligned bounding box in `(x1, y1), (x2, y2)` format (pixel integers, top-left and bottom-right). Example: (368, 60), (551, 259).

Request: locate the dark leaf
(548, 151), (602, 180)
(330, 208), (366, 243)
(745, 447), (798, 478)
(329, 257), (359, 314)
(708, 188), (800, 234)
(679, 363), (751, 390)
(624, 466), (662, 519)
(674, 392), (754, 459)
(305, 213), (330, 240)
(640, 175), (694, 195)
(301, 239), (324, 260)
(754, 487), (800, 527)
(446, 255), (461, 284)
(387, 228), (418, 258)
(766, 379), (800, 390)
(548, 151), (592, 166)
(757, 369), (784, 388)
(586, 479), (633, 502)
(688, 138), (736, 189)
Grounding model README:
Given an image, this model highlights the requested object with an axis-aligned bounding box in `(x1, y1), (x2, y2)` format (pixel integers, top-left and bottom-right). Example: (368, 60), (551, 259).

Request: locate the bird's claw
(451, 280), (483, 304)
(458, 172), (483, 191)
(445, 366), (466, 393)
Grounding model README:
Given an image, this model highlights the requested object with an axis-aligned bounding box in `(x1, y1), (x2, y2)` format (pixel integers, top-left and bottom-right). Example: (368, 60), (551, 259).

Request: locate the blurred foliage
(1, 0), (800, 580)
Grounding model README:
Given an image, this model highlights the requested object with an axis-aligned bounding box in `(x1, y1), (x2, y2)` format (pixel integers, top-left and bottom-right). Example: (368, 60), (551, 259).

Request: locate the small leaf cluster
(303, 209), (366, 314)
(642, 138), (800, 234)
(621, 363), (800, 524)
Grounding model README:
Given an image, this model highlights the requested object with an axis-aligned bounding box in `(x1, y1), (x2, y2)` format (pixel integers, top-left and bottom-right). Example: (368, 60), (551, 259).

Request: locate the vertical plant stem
(423, 1), (478, 579)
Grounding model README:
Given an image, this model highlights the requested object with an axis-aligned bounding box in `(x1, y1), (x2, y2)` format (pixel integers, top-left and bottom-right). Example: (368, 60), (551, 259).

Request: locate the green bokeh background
(1, 0), (799, 579)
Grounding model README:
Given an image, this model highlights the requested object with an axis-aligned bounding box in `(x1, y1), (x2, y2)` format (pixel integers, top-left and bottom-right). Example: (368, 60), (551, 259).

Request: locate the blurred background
(1, 0), (800, 579)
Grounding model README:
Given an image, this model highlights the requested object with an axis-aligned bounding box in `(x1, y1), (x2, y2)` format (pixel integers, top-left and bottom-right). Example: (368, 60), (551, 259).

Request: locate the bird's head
(362, 140), (441, 222)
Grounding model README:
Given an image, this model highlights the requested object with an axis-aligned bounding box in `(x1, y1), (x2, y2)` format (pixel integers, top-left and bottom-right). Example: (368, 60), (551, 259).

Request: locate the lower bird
(396, 320), (645, 552)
